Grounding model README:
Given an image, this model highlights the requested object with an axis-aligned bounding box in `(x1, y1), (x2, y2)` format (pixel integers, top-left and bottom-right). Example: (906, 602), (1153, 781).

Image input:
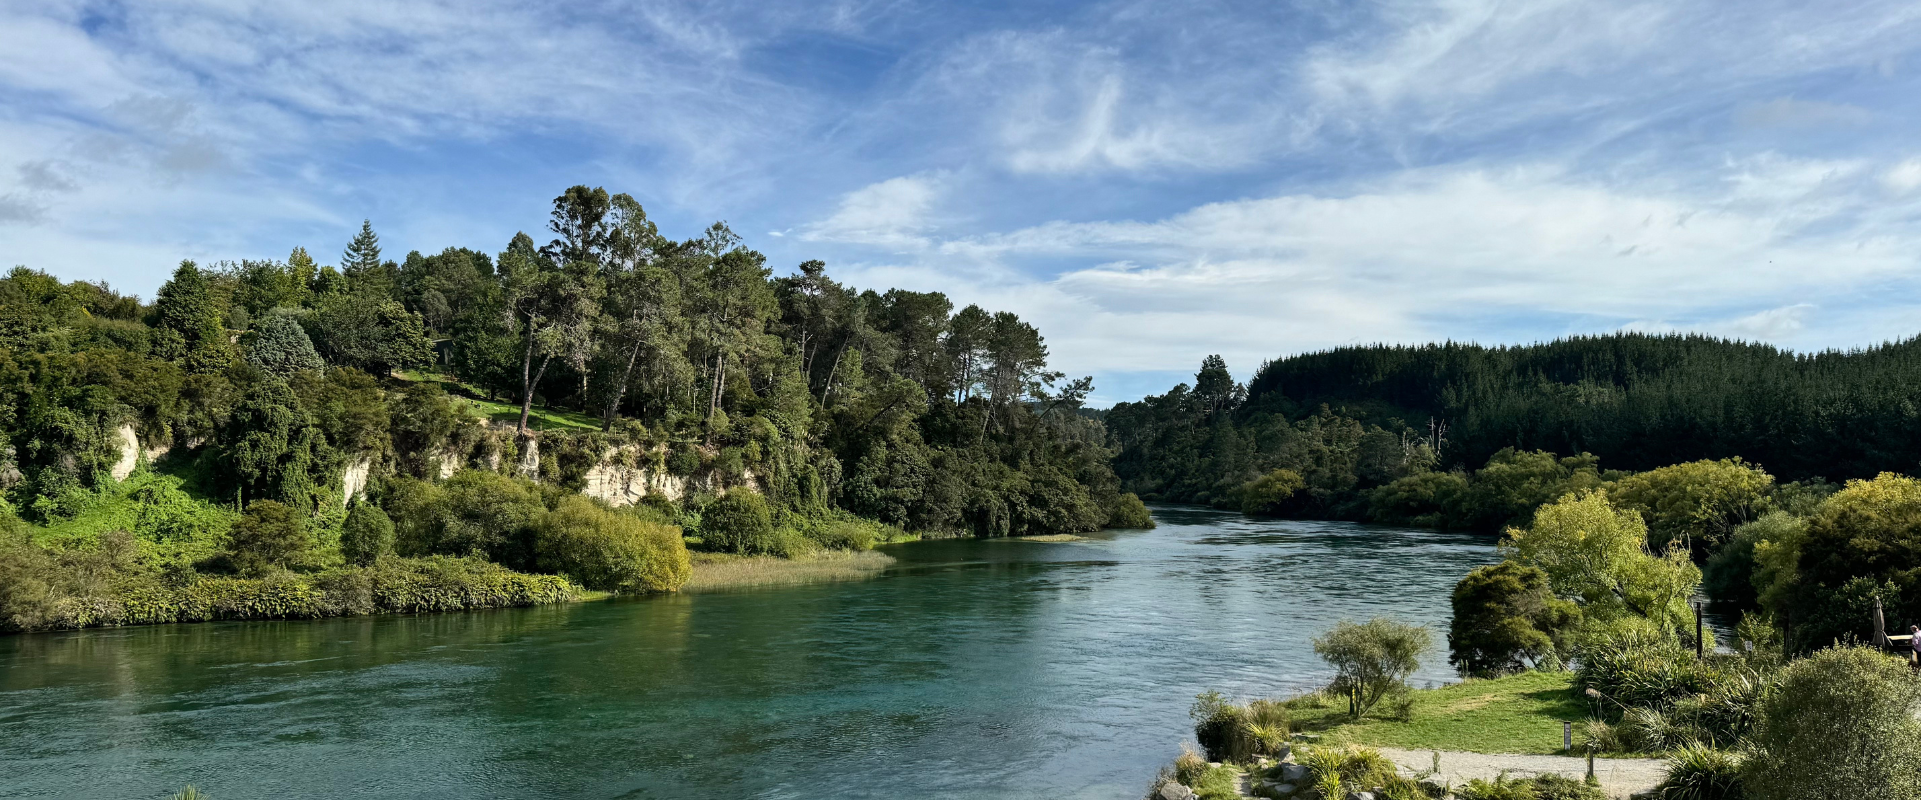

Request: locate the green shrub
(1239, 468), (1304, 516)
(1656, 744), (1744, 800)
(1529, 774), (1604, 800)
(1449, 560), (1580, 676)
(225, 500), (310, 575)
(1173, 744), (1209, 786)
(340, 501), (394, 567)
(1190, 764), (1241, 800)
(1313, 617), (1433, 719)
(535, 496), (690, 593)
(1107, 492), (1155, 529)
(1191, 691), (1246, 762)
(701, 491), (777, 555)
(1454, 774), (1538, 800)
(1743, 645), (1921, 800)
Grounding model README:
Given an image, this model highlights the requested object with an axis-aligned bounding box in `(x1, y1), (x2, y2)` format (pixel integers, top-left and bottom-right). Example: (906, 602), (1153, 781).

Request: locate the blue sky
(4, 1), (1921, 404)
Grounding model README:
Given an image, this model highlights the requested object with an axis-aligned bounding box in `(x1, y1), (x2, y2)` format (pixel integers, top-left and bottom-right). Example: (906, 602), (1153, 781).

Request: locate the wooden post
(1873, 597), (1888, 647)
(1563, 721), (1572, 752)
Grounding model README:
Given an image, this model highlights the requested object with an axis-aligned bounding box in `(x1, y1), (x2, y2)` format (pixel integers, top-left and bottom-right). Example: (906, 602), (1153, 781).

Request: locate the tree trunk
(604, 338), (643, 431)
(519, 353), (553, 438)
(516, 319), (537, 437)
(820, 341), (846, 405)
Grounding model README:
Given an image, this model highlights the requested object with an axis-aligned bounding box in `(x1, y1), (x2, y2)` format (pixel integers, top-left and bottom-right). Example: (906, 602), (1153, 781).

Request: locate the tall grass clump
(1655, 743), (1744, 800)
(1190, 692), (1290, 764)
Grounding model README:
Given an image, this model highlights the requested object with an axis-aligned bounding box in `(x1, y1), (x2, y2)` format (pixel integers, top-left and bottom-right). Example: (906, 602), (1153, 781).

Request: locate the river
(0, 507), (1497, 799)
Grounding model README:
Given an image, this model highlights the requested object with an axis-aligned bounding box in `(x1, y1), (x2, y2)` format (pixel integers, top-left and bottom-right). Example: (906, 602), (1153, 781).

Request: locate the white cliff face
(516, 436), (541, 478)
(581, 461), (688, 506)
(110, 424), (140, 481)
(342, 458), (372, 505)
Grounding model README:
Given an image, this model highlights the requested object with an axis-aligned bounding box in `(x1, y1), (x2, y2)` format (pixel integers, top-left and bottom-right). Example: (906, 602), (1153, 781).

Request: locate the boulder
(1272, 744), (1291, 761)
(1272, 783), (1296, 796)
(1156, 782), (1197, 800)
(1346, 792), (1376, 800)
(1279, 764), (1309, 783)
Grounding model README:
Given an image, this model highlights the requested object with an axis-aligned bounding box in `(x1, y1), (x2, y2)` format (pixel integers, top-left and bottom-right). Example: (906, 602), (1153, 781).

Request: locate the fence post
(1694, 600), (1704, 659)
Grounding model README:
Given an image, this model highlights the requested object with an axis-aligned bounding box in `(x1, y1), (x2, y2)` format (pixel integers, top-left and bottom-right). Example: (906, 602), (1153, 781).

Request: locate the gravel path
(1376, 748), (1665, 799)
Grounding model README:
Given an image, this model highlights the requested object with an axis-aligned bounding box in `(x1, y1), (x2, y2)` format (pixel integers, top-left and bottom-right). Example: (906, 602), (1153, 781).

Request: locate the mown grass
(395, 369), (602, 431)
(1291, 670), (1593, 755)
(684, 550), (895, 591)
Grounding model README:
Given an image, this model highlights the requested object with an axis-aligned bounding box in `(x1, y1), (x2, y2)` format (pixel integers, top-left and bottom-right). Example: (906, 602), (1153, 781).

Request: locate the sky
(3, 1), (1921, 405)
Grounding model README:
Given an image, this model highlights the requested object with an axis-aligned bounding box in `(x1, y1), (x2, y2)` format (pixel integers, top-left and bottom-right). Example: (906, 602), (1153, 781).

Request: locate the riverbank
(682, 549), (895, 591)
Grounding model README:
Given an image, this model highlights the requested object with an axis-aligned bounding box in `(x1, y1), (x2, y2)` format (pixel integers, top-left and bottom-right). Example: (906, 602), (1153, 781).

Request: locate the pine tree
(341, 220), (381, 276)
(150, 260), (233, 374)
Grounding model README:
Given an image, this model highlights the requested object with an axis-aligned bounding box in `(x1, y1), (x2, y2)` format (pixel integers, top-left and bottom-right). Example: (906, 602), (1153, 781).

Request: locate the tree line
(0, 185), (1151, 633)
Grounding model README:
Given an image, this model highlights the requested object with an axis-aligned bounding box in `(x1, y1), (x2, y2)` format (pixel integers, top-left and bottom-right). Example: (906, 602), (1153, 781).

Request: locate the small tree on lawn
(1313, 617), (1433, 720)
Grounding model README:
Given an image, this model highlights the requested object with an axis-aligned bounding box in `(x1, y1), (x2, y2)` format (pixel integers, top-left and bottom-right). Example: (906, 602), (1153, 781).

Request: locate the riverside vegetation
(0, 185), (1151, 634)
(1126, 354), (1921, 799)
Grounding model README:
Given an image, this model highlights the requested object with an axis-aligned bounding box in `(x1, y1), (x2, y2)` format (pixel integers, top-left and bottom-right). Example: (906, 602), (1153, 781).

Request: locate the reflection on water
(0, 507), (1496, 799)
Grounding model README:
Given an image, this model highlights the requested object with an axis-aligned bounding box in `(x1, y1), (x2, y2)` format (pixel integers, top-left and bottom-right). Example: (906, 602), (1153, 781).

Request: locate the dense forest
(1107, 341), (1921, 651)
(0, 185), (1149, 633)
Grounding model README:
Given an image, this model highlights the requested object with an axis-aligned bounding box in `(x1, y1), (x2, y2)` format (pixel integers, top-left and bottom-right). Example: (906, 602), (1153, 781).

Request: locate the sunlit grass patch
(1292, 670), (1592, 755)
(683, 550), (895, 591)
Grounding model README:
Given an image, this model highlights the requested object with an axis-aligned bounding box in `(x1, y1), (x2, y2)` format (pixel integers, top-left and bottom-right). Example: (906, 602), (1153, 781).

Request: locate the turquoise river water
(0, 507), (1498, 799)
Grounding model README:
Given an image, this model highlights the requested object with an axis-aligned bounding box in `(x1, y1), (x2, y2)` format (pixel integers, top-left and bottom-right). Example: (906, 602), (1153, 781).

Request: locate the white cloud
(802, 173), (946, 248)
(1734, 97), (1873, 129)
(1885, 158), (1921, 194)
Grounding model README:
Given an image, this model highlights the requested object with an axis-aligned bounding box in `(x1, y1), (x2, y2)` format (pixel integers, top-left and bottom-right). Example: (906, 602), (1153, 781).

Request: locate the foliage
(1239, 468), (1304, 516)
(1576, 631), (1761, 747)
(1742, 645), (1921, 800)
(1312, 618), (1433, 720)
(1655, 744), (1744, 800)
(535, 496), (690, 593)
(1190, 692), (1288, 764)
(1702, 513), (1800, 610)
(1293, 745), (1418, 800)
(1503, 492), (1700, 634)
(1781, 473), (1921, 650)
(386, 470), (547, 568)
(1449, 560), (1581, 676)
(1455, 774), (1604, 800)
(244, 312), (325, 378)
(225, 500), (311, 576)
(701, 490), (777, 555)
(1610, 458), (1772, 556)
(340, 501), (394, 567)
(1108, 492), (1155, 528)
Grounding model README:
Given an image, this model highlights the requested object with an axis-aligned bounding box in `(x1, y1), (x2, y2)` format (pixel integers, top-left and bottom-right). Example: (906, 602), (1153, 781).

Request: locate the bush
(1576, 630), (1760, 746)
(1239, 468), (1304, 516)
(1529, 774), (1605, 800)
(386, 471), (546, 569)
(1294, 746), (1416, 800)
(535, 496), (690, 593)
(1455, 774), (1601, 800)
(1449, 560), (1581, 676)
(1107, 492), (1155, 529)
(225, 500), (311, 575)
(1742, 645), (1921, 800)
(1313, 618), (1433, 719)
(1191, 692), (1245, 762)
(1503, 491), (1699, 635)
(701, 490), (777, 555)
(1656, 744), (1743, 800)
(340, 501), (395, 566)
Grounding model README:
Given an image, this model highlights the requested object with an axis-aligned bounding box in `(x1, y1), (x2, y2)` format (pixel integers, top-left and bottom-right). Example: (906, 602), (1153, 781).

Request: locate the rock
(1290, 732), (1322, 743)
(1279, 764), (1308, 783)
(1272, 744), (1291, 761)
(1156, 782), (1197, 800)
(1272, 783), (1296, 796)
(1345, 792), (1375, 800)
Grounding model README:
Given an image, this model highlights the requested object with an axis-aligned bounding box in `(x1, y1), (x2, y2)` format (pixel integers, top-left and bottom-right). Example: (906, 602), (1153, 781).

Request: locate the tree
(389, 382), (463, 477)
(244, 313), (324, 378)
(340, 501), (394, 566)
(307, 294), (433, 375)
(1743, 645), (1921, 800)
(1239, 468), (1304, 516)
(701, 490), (776, 554)
(1782, 473), (1921, 648)
(1448, 560), (1580, 675)
(150, 260), (233, 374)
(1502, 491), (1700, 634)
(1193, 355), (1243, 415)
(536, 496), (690, 592)
(499, 229), (603, 438)
(225, 500), (310, 575)
(1312, 618), (1433, 719)
(1611, 457), (1773, 556)
(340, 220), (397, 299)
(221, 379), (332, 508)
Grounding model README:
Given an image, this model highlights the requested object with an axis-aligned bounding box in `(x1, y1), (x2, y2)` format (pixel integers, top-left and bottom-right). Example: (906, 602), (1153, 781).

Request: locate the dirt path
(1376, 748), (1665, 799)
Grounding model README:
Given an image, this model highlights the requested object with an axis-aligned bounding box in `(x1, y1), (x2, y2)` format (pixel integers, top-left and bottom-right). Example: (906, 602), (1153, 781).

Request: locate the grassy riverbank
(1290, 671), (1592, 755)
(683, 550), (896, 591)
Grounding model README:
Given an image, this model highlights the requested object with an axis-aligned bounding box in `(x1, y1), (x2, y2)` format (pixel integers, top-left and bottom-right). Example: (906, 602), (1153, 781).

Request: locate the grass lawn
(395, 369), (602, 431)
(1291, 671), (1593, 755)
